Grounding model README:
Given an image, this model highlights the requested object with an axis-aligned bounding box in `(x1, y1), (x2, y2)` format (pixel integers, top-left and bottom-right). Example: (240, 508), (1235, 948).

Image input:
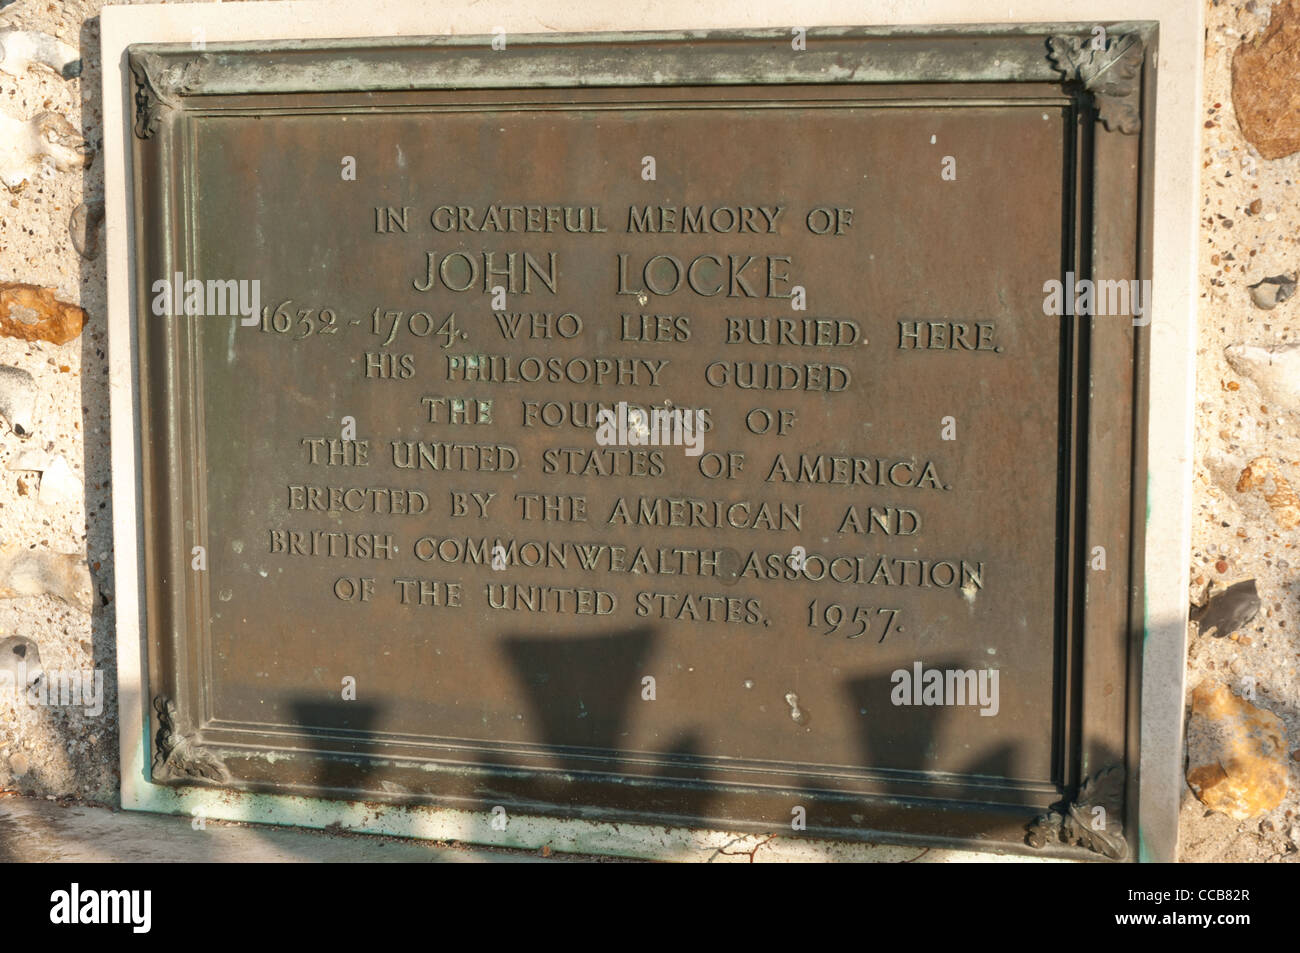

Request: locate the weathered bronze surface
(129, 26), (1153, 857)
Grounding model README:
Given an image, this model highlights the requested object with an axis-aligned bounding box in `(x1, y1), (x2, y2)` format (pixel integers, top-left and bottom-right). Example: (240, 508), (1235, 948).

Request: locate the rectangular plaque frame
(105, 3), (1199, 864)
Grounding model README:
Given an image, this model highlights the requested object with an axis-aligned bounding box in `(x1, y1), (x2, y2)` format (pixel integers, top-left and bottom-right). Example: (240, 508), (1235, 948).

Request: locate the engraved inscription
(183, 81), (1071, 811)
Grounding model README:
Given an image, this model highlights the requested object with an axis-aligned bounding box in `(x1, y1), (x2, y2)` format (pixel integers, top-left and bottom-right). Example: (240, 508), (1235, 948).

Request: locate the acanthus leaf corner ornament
(129, 52), (208, 140)
(152, 695), (230, 783)
(1026, 765), (1129, 859)
(1047, 33), (1144, 135)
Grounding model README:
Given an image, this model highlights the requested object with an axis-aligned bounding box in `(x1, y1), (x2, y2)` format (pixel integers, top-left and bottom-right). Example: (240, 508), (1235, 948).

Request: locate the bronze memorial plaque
(129, 27), (1152, 857)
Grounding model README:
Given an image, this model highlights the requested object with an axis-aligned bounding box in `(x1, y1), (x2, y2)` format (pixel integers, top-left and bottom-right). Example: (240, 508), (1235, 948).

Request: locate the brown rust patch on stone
(1186, 681), (1289, 820)
(1232, 0), (1300, 159)
(1235, 455), (1300, 529)
(0, 283), (87, 345)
